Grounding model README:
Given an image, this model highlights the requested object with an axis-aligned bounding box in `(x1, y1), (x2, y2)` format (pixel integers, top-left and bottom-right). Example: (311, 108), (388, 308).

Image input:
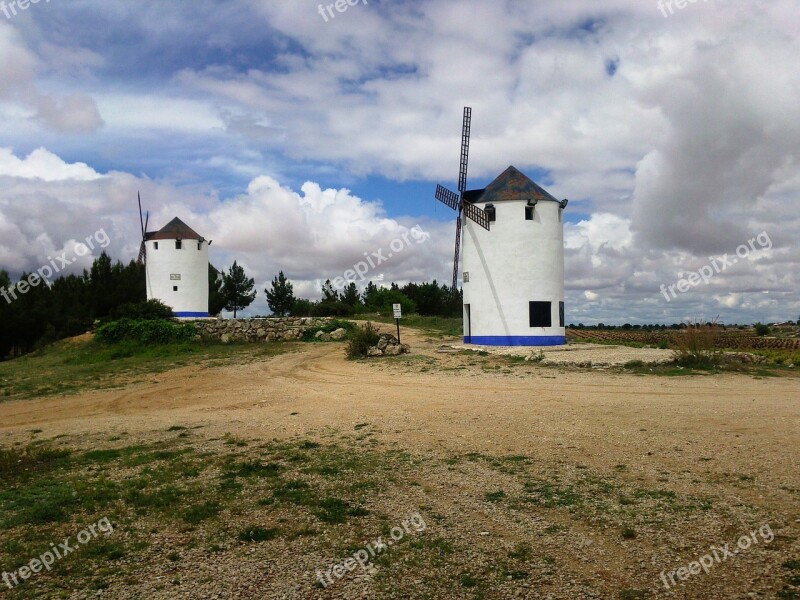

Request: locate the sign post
(392, 303), (402, 343)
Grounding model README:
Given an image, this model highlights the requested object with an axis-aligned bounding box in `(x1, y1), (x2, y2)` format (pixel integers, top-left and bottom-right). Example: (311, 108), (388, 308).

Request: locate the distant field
(568, 327), (800, 351)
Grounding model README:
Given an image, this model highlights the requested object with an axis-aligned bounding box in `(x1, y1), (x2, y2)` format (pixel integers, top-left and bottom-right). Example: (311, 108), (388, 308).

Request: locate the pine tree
(222, 261), (256, 318)
(265, 271), (295, 316)
(341, 282), (360, 307)
(208, 263), (226, 316)
(321, 279), (338, 302)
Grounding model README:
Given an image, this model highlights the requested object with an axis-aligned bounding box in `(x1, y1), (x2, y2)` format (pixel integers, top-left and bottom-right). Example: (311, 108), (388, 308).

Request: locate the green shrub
(672, 323), (723, 367)
(311, 301), (354, 317)
(754, 322), (771, 336)
(96, 319), (197, 345)
(111, 299), (174, 321)
(345, 322), (380, 359)
(301, 319), (356, 342)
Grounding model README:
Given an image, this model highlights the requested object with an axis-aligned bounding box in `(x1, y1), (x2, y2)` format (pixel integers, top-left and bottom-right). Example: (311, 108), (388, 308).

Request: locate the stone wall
(192, 317), (332, 343)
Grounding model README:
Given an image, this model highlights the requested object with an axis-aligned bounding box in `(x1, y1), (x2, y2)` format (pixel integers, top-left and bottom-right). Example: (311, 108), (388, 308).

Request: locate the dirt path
(2, 328), (797, 497)
(1, 329), (798, 599)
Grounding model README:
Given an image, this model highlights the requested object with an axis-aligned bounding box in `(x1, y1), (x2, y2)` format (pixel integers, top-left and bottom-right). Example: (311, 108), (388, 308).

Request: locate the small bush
(754, 322), (771, 336)
(301, 319), (356, 342)
(345, 322), (380, 359)
(96, 319), (197, 345)
(672, 322), (723, 367)
(238, 526), (279, 542)
(111, 299), (174, 321)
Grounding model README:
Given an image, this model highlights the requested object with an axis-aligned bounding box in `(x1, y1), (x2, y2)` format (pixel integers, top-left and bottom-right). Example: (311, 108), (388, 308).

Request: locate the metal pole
(396, 319), (401, 344)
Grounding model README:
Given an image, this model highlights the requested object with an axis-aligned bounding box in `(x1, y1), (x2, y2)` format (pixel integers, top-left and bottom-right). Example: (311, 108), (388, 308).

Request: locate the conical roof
(145, 217), (204, 241)
(477, 166), (560, 204)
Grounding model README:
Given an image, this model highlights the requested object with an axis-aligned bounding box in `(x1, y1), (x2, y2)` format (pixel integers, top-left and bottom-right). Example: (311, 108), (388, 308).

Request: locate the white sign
(392, 303), (402, 319)
(170, 274), (181, 281)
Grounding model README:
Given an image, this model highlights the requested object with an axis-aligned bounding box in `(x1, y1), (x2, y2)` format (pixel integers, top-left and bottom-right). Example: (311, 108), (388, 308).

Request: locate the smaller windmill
(137, 192), (149, 266)
(435, 107), (491, 290)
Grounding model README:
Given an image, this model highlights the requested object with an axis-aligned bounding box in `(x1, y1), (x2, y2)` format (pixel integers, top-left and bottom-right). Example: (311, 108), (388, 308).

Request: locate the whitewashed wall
(462, 198), (565, 345)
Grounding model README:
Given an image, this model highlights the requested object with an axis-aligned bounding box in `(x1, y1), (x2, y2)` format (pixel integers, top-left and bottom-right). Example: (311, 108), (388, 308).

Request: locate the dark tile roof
(474, 166), (560, 204)
(145, 217), (204, 241)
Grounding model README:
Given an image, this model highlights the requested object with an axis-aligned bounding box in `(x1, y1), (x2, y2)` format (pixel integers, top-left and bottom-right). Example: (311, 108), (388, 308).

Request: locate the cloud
(0, 1), (797, 324)
(0, 22), (104, 134)
(0, 147), (102, 181)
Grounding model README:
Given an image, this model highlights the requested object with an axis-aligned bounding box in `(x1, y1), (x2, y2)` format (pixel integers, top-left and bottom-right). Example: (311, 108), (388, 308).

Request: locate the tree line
(0, 255), (461, 360)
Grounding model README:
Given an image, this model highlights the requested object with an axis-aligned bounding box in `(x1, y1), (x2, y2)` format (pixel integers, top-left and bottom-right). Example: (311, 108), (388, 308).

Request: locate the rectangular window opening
(153, 242), (158, 250)
(175, 240), (182, 250)
(173, 286), (178, 292)
(525, 205), (534, 221)
(529, 301), (552, 328)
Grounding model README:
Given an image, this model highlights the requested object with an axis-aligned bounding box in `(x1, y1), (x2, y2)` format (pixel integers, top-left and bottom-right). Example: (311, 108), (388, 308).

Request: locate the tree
(222, 261), (256, 318)
(265, 271), (295, 316)
(321, 279), (338, 302)
(754, 322), (770, 336)
(341, 282), (361, 308)
(208, 264), (226, 316)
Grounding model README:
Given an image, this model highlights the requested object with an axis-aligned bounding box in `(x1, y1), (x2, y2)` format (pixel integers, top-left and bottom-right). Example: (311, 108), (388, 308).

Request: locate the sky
(0, 0), (797, 324)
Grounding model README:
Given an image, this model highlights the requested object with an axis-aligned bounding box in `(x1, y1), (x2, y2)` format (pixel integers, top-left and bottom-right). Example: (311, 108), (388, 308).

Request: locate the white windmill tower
(137, 195), (210, 318)
(435, 108), (568, 346)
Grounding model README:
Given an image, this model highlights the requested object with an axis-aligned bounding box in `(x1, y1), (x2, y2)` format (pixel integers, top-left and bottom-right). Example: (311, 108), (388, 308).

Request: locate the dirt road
(1, 328), (798, 599)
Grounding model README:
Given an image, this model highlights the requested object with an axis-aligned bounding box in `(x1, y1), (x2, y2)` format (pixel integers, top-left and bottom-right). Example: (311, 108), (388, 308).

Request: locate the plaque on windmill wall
(170, 274), (181, 281)
(463, 272), (470, 283)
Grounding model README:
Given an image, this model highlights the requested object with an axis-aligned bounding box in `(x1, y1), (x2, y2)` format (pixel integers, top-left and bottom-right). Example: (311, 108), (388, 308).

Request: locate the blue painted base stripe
(466, 335), (566, 346)
(174, 312), (209, 318)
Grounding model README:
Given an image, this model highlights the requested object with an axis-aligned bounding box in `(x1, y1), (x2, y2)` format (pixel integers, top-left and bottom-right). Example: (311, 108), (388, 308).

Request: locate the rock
(220, 333), (230, 344)
(367, 347), (383, 357)
(330, 328), (347, 340)
(377, 336), (390, 351)
(385, 344), (402, 356)
(314, 330), (326, 339)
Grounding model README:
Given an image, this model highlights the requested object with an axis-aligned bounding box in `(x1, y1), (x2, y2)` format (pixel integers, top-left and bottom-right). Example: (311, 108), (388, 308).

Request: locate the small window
(529, 301), (552, 328)
(197, 242), (202, 250)
(525, 205), (534, 220)
(173, 286), (178, 292)
(485, 204), (496, 222)
(176, 240), (182, 250)
(153, 242), (159, 250)
(559, 302), (565, 327)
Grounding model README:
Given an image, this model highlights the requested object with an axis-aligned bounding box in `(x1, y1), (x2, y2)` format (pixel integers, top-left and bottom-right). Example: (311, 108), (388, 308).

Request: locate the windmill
(435, 107), (491, 290)
(137, 192), (149, 266)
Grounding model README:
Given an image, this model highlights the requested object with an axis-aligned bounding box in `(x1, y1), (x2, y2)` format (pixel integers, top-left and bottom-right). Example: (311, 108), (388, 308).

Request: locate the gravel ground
(446, 342), (675, 367)
(0, 327), (798, 599)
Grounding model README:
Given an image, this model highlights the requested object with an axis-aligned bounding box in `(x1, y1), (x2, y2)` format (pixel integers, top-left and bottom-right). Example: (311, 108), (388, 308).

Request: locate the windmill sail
(433, 107), (491, 290)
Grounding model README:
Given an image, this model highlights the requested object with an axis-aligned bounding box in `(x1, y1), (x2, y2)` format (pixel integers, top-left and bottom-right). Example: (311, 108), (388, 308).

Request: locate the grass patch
(0, 337), (295, 401)
(238, 526), (280, 542)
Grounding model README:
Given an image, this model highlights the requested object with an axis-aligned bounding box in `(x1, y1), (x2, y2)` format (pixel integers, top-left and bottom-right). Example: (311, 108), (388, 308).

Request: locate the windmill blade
(144, 211), (149, 235)
(458, 107), (472, 193)
(463, 201), (491, 231)
(138, 192), (145, 238)
(435, 184), (460, 211)
(137, 241), (146, 265)
(452, 213), (462, 291)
